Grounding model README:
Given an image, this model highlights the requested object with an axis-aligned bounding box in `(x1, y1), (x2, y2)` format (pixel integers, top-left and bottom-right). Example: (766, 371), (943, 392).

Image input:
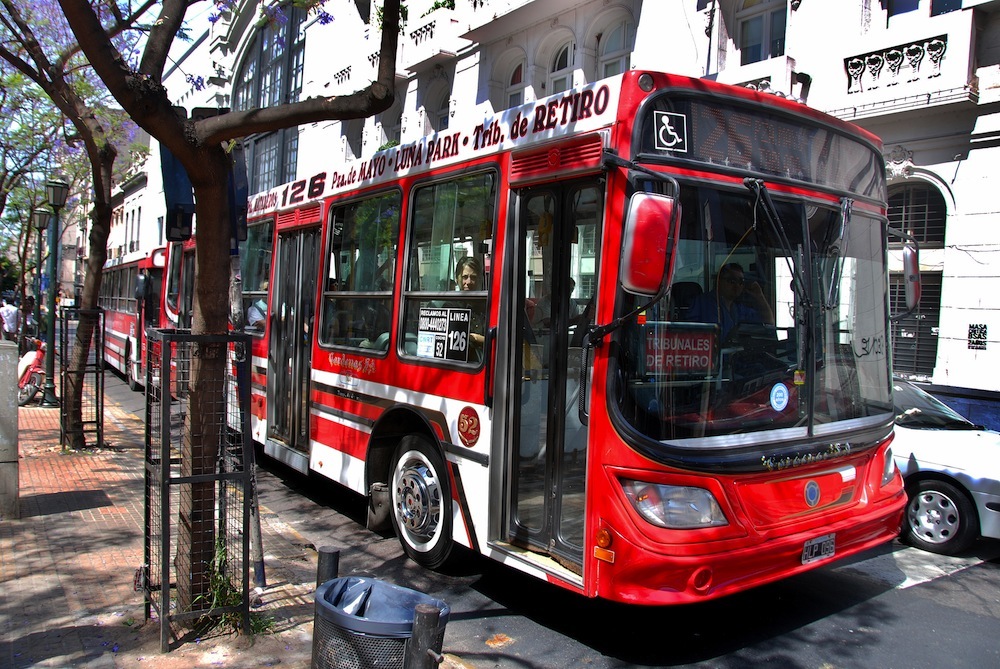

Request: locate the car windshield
(614, 183), (893, 443)
(893, 381), (977, 429)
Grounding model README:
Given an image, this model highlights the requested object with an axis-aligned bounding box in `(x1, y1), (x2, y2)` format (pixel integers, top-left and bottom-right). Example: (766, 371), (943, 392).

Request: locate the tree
(0, 65), (64, 304)
(57, 0), (402, 613)
(0, 0), (153, 444)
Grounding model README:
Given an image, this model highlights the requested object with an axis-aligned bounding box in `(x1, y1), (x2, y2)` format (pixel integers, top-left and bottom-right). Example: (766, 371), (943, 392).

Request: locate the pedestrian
(19, 296), (36, 335)
(0, 299), (20, 342)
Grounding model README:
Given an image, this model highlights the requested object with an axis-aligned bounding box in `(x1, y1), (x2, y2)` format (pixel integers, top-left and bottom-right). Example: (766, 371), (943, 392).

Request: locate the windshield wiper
(743, 178), (810, 309)
(822, 198), (853, 310)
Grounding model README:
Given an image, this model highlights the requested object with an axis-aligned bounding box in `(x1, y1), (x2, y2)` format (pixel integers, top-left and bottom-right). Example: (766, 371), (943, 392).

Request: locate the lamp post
(40, 177), (69, 408)
(32, 208), (49, 330)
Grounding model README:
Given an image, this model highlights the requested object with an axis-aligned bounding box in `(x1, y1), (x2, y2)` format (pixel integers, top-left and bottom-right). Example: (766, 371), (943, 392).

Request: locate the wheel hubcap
(909, 490), (960, 544)
(394, 457), (441, 542)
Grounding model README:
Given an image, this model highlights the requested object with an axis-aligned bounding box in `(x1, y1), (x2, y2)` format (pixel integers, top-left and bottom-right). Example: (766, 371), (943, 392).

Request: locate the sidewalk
(0, 398), (470, 668)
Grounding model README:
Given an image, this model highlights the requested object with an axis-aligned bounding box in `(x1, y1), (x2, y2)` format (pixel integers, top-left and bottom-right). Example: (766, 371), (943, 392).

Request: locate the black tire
(389, 435), (453, 569)
(126, 345), (140, 392)
(18, 373), (41, 406)
(902, 479), (979, 555)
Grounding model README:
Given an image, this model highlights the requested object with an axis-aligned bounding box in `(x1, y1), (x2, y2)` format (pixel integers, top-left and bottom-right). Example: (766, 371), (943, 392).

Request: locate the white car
(892, 379), (1000, 555)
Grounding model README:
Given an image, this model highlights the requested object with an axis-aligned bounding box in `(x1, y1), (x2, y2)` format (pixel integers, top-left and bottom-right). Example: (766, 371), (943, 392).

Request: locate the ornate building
(116, 0), (1000, 427)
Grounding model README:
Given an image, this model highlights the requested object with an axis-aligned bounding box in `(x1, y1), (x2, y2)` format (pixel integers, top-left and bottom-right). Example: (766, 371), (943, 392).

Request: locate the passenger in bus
(247, 299), (267, 328)
(528, 278), (576, 329)
(455, 256), (486, 351)
(687, 263), (774, 341)
(455, 256), (480, 292)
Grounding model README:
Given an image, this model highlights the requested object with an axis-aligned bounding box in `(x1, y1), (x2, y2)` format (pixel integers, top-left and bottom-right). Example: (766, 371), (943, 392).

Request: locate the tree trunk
(175, 148), (233, 612)
(62, 151), (114, 449)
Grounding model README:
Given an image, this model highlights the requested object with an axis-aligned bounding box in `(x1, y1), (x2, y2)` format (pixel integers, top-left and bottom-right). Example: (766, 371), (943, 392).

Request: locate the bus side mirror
(888, 227), (921, 321)
(902, 243), (921, 312)
(620, 192), (680, 296)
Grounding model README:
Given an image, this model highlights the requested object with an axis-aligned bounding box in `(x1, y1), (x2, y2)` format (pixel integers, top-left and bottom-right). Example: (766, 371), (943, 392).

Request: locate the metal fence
(58, 307), (104, 449)
(141, 329), (252, 652)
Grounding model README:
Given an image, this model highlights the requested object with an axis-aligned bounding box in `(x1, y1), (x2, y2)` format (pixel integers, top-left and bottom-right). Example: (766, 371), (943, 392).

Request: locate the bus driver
(688, 263), (774, 341)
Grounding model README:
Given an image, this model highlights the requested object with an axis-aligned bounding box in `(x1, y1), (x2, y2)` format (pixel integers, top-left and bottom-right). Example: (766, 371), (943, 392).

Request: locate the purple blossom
(186, 74), (206, 91)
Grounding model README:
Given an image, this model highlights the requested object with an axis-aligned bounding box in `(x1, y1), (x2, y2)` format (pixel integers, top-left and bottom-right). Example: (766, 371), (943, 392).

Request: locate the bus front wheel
(389, 435), (453, 569)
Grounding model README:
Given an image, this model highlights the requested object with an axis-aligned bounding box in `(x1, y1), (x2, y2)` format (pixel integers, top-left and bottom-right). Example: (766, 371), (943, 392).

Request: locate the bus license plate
(801, 533), (835, 564)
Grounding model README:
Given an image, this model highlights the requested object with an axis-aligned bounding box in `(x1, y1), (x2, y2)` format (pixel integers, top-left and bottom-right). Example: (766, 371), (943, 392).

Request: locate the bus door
(507, 181), (603, 573)
(266, 228), (320, 467)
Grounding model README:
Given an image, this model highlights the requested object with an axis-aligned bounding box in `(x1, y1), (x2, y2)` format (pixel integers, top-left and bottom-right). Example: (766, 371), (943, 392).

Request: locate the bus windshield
(615, 183), (892, 443)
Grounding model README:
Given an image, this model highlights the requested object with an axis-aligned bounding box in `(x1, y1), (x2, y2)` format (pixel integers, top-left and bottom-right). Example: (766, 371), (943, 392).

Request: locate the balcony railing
(845, 35), (948, 95)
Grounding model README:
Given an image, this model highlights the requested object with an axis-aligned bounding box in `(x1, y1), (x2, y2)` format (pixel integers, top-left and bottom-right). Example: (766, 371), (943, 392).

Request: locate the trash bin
(312, 576), (450, 669)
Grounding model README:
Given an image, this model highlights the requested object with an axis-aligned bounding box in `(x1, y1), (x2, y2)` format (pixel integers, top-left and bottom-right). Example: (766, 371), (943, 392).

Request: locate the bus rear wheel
(389, 435), (453, 569)
(126, 346), (140, 391)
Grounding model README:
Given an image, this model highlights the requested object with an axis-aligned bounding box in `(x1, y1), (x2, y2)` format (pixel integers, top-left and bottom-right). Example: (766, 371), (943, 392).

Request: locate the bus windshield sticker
(770, 383), (790, 412)
(417, 306), (473, 362)
(653, 111), (688, 153)
(642, 322), (717, 376)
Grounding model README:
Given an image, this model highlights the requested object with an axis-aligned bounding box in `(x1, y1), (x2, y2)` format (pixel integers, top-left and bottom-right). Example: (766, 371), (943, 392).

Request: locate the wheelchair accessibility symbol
(653, 111), (688, 153)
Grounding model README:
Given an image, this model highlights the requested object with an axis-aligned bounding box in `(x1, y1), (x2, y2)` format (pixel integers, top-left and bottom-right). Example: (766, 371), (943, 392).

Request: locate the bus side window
(319, 191), (401, 351)
(402, 171), (496, 365)
(240, 220), (274, 334)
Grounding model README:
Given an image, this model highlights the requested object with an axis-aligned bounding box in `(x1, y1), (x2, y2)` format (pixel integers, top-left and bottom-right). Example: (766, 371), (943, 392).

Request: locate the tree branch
(139, 0), (194, 81)
(57, 0), (187, 154)
(194, 0), (401, 146)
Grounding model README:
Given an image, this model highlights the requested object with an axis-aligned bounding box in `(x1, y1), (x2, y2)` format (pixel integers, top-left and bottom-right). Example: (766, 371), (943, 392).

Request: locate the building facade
(109, 0), (1000, 427)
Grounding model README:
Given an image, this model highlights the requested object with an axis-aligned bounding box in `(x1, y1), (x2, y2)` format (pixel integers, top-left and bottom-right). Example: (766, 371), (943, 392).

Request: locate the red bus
(241, 70), (916, 604)
(101, 247), (168, 390)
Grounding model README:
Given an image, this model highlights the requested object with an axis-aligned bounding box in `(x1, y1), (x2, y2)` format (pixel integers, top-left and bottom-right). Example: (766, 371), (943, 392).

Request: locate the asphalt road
(106, 370), (1000, 669)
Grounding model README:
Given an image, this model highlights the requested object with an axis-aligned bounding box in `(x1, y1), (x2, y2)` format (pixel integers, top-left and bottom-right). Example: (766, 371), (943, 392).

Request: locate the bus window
(241, 220), (274, 334)
(319, 190), (401, 350)
(165, 242), (183, 314)
(402, 171), (496, 364)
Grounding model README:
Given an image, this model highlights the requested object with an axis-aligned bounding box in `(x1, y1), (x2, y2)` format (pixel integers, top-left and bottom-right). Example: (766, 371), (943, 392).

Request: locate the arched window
(888, 182), (947, 248)
(425, 94), (450, 134)
(506, 61), (526, 108)
(597, 19), (633, 78)
(232, 8), (306, 193)
(888, 181), (947, 378)
(737, 0), (786, 66)
(376, 97), (402, 149)
(549, 41), (575, 94)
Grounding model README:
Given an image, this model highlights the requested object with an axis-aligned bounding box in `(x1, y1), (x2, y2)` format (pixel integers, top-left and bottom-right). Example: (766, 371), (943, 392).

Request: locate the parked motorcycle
(17, 338), (45, 406)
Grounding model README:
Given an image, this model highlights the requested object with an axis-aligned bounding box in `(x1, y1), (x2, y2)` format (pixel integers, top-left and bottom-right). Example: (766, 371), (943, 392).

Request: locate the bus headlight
(881, 445), (896, 487)
(620, 480), (728, 529)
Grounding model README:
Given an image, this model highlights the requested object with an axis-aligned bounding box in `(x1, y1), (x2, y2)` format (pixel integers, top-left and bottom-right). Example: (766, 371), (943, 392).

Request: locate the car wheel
(903, 479), (978, 555)
(389, 435), (453, 569)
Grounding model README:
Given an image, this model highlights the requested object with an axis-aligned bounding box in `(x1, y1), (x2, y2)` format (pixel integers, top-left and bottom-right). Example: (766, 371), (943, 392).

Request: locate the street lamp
(32, 208), (50, 331)
(40, 177), (69, 408)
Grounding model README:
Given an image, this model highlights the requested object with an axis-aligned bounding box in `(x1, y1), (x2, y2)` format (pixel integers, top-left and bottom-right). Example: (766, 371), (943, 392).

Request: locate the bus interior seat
(373, 331), (390, 351)
(403, 332), (418, 356)
(669, 282), (702, 321)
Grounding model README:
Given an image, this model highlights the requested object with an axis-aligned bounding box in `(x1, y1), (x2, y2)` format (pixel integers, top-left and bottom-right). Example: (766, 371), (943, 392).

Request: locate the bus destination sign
(639, 95), (885, 200)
